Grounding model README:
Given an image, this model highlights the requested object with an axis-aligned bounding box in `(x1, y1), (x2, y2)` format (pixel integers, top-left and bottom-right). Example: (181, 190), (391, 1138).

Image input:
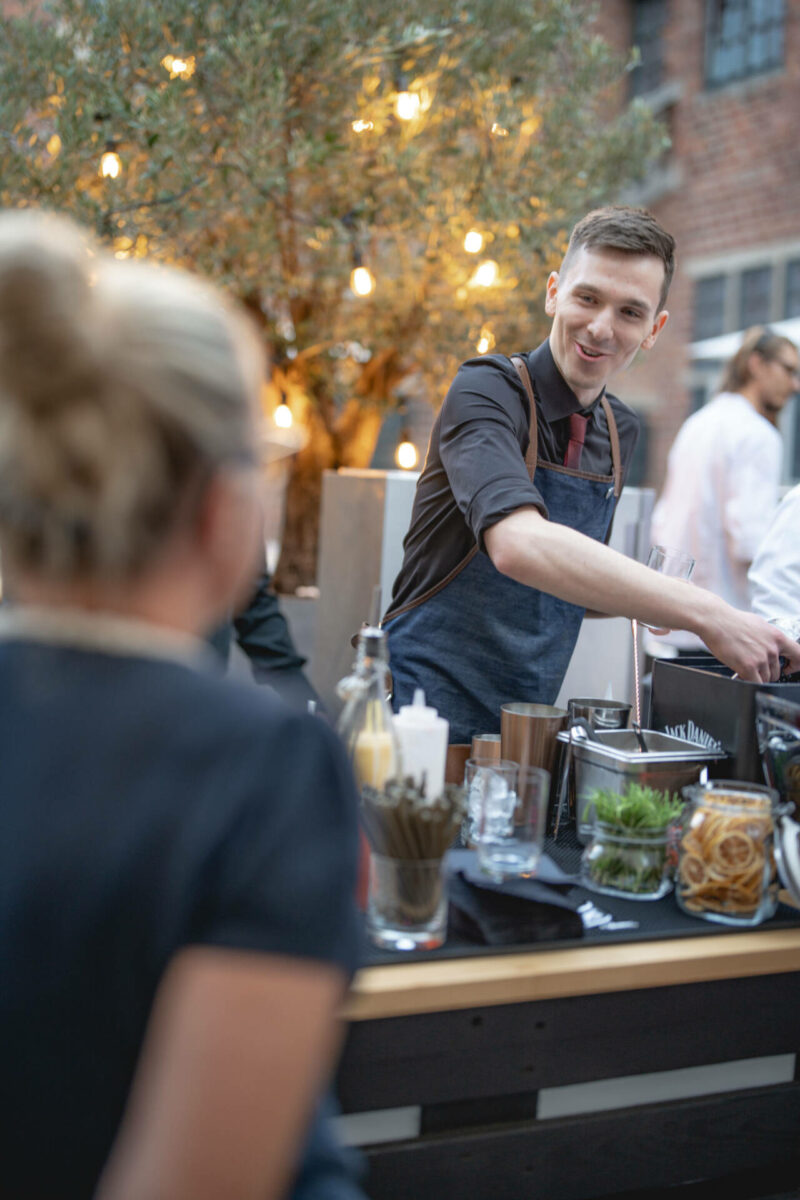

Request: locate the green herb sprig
(591, 783), (683, 831)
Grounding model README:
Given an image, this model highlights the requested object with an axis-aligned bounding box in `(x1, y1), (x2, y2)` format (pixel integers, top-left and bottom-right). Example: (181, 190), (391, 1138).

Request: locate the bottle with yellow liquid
(337, 625), (401, 792)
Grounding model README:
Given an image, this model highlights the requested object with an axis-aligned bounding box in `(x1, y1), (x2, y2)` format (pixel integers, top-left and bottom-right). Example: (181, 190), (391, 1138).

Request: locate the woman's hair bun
(0, 210), (99, 414)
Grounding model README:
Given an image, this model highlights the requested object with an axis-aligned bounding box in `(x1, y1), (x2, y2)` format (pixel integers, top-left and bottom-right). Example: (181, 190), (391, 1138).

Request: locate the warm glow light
(491, 122), (509, 137)
(471, 259), (499, 287)
(463, 230), (484, 254)
(161, 53), (196, 80)
(274, 403), (293, 429)
(476, 327), (496, 354)
(351, 119), (374, 133)
(100, 150), (122, 179)
(350, 266), (375, 296)
(396, 439), (419, 470)
(395, 91), (421, 121)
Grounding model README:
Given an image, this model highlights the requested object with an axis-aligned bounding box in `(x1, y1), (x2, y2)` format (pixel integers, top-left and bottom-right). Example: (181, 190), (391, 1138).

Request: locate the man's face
(545, 245), (669, 406)
(756, 345), (800, 420)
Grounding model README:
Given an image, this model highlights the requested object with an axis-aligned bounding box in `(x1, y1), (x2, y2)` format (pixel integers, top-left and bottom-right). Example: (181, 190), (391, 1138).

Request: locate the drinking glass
(634, 544), (697, 725)
(643, 545), (696, 632)
(463, 757), (519, 847)
(647, 543), (695, 582)
(476, 764), (549, 880)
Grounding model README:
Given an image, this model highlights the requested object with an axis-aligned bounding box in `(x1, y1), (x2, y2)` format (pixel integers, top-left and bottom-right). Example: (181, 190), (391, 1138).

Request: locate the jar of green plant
(580, 784), (683, 901)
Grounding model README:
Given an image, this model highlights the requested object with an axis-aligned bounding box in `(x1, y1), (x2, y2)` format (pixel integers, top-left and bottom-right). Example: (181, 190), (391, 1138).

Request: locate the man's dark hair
(561, 205), (676, 312)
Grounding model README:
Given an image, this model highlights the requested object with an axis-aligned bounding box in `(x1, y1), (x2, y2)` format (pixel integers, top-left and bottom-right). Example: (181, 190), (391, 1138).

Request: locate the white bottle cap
(396, 688), (442, 725)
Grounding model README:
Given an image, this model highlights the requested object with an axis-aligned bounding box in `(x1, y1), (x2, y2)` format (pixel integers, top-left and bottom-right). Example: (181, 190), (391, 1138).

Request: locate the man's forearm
(484, 507), (800, 682)
(485, 507), (711, 633)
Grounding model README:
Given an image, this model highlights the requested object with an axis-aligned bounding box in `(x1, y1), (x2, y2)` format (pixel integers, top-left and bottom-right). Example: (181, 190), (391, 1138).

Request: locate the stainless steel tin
(568, 697), (631, 731)
(556, 728), (727, 844)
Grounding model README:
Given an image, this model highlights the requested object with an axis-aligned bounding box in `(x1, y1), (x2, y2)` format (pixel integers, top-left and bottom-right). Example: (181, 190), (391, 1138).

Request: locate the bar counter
(336, 851), (800, 1199)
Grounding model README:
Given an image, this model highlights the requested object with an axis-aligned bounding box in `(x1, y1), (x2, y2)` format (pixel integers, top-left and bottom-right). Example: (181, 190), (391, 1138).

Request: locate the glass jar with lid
(676, 780), (780, 927)
(580, 823), (672, 900)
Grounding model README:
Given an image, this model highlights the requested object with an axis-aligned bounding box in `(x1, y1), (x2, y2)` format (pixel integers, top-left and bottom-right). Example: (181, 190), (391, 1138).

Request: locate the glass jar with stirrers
(360, 777), (466, 950)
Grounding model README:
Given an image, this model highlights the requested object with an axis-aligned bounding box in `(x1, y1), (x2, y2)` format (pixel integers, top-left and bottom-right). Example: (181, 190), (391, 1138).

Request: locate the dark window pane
(705, 0), (784, 86)
(740, 265), (773, 327)
(694, 275), (726, 340)
(785, 260), (800, 319)
(630, 0), (667, 96)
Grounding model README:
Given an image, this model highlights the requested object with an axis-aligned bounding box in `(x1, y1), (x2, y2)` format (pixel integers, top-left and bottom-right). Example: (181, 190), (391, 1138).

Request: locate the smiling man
(382, 206), (800, 744)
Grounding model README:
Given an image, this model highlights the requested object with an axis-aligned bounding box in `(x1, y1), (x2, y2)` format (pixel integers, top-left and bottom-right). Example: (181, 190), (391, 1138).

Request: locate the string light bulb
(99, 146), (122, 179)
(471, 259), (499, 288)
(395, 432), (419, 470)
(463, 230), (484, 254)
(395, 90), (421, 121)
(476, 327), (496, 354)
(350, 265), (375, 297)
(274, 402), (293, 429)
(161, 53), (196, 80)
(351, 119), (374, 133)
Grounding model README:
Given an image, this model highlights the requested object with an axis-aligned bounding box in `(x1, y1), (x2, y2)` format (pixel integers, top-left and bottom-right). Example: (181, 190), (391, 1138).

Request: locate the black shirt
(385, 339), (640, 617)
(0, 638), (360, 1198)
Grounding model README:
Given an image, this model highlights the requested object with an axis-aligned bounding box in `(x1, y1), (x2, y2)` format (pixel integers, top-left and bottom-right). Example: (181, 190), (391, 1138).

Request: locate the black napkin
(446, 852), (583, 946)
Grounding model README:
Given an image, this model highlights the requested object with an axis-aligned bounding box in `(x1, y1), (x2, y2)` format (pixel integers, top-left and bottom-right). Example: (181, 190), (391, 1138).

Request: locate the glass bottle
(336, 625), (400, 792)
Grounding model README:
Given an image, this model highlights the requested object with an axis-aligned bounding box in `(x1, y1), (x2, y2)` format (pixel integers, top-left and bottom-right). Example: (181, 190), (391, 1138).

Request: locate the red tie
(564, 412), (589, 469)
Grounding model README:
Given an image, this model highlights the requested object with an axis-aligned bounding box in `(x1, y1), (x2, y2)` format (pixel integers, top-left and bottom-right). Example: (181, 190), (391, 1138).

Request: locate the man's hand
(699, 606), (800, 683)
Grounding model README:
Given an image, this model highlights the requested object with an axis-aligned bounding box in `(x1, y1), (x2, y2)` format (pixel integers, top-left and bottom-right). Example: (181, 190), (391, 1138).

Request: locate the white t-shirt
(649, 392), (782, 650)
(749, 483), (800, 620)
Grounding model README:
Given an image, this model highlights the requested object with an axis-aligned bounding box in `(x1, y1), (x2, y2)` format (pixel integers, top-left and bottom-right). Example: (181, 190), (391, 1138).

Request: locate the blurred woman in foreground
(0, 211), (362, 1200)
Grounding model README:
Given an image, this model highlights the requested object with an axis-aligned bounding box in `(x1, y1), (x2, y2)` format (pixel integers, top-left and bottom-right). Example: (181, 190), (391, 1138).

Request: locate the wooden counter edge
(341, 927), (800, 1021)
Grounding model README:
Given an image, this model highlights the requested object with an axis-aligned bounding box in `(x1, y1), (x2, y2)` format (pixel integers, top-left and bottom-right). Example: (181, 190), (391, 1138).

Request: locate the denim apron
(385, 356), (623, 744)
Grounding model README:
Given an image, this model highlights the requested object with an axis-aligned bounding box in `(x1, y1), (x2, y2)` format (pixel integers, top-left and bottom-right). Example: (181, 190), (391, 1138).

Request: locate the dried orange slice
(709, 830), (756, 873)
(680, 853), (707, 888)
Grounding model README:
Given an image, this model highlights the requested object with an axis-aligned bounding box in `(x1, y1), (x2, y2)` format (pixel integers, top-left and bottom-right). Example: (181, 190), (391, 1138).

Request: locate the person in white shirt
(649, 326), (799, 652)
(749, 483), (800, 621)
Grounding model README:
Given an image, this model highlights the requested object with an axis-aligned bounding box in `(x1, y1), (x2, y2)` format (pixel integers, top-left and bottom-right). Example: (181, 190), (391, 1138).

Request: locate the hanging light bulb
(463, 230), (484, 254)
(393, 70), (421, 121)
(350, 264), (375, 297)
(471, 259), (499, 288)
(274, 402), (293, 429)
(99, 145), (122, 179)
(161, 53), (196, 80)
(395, 90), (421, 121)
(395, 431), (419, 470)
(476, 327), (496, 355)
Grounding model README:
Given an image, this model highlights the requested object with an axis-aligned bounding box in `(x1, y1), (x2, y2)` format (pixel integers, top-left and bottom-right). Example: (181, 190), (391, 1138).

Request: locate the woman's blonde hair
(0, 209), (263, 579)
(719, 325), (797, 394)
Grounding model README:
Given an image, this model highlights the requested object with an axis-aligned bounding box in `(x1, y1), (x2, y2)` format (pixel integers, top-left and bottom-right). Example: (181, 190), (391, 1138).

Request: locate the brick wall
(596, 0), (800, 486)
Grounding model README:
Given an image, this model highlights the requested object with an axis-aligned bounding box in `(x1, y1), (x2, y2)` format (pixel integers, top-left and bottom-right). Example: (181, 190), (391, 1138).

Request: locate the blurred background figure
(749, 482), (800, 622)
(0, 210), (364, 1200)
(211, 562), (324, 713)
(648, 326), (800, 655)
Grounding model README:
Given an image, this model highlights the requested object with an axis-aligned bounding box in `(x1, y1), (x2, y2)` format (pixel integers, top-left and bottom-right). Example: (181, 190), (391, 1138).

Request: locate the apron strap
(384, 356), (622, 628)
(600, 396), (623, 499)
(512, 354), (622, 497)
(510, 355), (538, 481)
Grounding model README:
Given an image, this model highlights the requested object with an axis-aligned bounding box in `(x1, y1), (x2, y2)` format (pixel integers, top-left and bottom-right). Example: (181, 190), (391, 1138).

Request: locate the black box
(650, 657), (800, 784)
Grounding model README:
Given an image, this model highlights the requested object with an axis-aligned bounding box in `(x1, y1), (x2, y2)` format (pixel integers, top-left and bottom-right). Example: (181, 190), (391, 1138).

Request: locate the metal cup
(500, 702), (568, 775)
(568, 697), (632, 732)
(471, 732), (502, 760)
